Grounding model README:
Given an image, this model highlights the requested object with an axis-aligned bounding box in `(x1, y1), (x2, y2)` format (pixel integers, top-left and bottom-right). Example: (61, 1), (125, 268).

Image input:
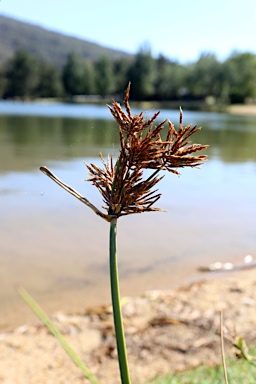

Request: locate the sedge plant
(39, 83), (208, 384)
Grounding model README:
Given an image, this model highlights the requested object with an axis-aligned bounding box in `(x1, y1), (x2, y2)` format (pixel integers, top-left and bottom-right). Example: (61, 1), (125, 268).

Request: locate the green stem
(109, 218), (131, 384)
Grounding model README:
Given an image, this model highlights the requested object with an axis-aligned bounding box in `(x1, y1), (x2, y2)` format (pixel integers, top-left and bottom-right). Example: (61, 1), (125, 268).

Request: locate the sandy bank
(1, 269), (256, 383)
(227, 104), (256, 116)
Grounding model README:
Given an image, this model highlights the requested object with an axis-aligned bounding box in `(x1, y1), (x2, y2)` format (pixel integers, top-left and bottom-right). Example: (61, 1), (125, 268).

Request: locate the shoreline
(1, 247), (255, 332)
(2, 98), (256, 116)
(0, 267), (205, 332)
(1, 269), (256, 383)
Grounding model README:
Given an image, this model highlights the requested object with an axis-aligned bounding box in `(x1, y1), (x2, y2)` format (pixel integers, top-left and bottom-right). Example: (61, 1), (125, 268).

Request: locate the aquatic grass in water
(26, 84), (208, 383)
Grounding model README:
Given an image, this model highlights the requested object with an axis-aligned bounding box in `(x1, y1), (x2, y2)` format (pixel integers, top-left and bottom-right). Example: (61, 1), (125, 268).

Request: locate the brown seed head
(85, 84), (208, 218)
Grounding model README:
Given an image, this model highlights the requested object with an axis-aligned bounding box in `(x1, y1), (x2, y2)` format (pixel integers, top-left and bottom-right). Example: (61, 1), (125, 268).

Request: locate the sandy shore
(1, 268), (256, 384)
(227, 104), (256, 116)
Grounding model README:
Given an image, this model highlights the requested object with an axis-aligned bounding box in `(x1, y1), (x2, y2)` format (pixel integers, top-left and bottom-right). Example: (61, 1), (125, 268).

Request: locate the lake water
(1, 100), (256, 329)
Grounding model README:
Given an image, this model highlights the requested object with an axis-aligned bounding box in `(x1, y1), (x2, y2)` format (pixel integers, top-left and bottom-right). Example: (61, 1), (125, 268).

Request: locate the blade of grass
(18, 287), (100, 384)
(220, 311), (229, 384)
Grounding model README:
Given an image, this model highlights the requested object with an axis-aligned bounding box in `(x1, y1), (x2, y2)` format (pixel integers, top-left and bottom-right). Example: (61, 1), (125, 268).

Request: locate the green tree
(223, 52), (256, 103)
(128, 46), (156, 100)
(154, 55), (187, 100)
(0, 65), (5, 99)
(94, 56), (115, 96)
(4, 50), (40, 99)
(36, 63), (63, 98)
(186, 53), (222, 100)
(82, 60), (96, 94)
(62, 53), (85, 96)
(113, 58), (131, 95)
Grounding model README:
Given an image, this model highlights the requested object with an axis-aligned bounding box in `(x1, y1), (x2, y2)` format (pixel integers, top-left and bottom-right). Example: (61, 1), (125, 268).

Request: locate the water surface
(0, 101), (256, 329)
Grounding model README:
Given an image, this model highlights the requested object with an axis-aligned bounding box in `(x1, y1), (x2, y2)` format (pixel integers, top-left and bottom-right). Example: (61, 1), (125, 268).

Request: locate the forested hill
(0, 14), (131, 67)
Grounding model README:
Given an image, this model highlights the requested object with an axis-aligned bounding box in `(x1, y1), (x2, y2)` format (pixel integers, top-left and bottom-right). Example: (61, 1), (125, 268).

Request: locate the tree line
(1, 48), (256, 104)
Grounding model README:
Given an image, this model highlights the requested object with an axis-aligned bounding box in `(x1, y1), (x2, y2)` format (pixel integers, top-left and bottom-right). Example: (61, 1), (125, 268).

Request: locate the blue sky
(0, 0), (255, 63)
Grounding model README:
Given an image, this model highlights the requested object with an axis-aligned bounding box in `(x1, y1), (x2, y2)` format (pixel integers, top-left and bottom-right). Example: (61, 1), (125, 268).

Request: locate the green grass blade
(18, 287), (100, 384)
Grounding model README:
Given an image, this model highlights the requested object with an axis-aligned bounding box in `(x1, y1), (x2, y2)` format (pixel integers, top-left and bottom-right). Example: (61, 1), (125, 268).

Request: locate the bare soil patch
(1, 269), (256, 383)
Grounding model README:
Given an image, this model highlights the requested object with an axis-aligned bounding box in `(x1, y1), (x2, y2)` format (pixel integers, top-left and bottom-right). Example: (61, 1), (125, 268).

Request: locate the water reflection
(198, 123), (256, 162)
(0, 115), (119, 172)
(0, 111), (256, 174)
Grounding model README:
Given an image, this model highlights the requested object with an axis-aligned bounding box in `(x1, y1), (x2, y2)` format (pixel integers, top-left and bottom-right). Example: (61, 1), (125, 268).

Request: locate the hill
(0, 14), (131, 67)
